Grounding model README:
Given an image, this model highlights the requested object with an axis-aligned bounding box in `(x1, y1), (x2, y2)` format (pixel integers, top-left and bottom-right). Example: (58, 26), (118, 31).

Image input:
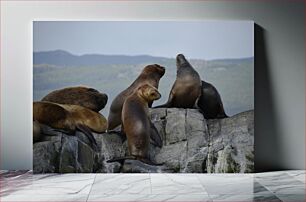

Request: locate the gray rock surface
(33, 109), (254, 173)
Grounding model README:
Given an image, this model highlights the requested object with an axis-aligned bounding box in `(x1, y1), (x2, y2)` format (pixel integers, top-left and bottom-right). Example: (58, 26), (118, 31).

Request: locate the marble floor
(0, 170), (305, 202)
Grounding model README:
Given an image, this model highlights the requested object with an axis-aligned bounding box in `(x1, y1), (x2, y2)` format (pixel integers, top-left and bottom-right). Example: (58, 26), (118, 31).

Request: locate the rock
(154, 141), (187, 172)
(121, 160), (165, 173)
(206, 110), (254, 173)
(150, 108), (167, 144)
(93, 132), (126, 173)
(33, 141), (59, 173)
(33, 109), (254, 173)
(75, 131), (91, 146)
(165, 108), (187, 144)
(59, 135), (78, 173)
(183, 147), (209, 173)
(76, 141), (94, 173)
(185, 109), (209, 157)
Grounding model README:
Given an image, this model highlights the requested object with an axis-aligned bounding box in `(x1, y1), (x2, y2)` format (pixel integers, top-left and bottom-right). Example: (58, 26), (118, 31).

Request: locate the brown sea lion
(33, 101), (107, 149)
(42, 86), (108, 112)
(107, 84), (162, 165)
(197, 80), (228, 119)
(154, 54), (201, 108)
(108, 64), (165, 130)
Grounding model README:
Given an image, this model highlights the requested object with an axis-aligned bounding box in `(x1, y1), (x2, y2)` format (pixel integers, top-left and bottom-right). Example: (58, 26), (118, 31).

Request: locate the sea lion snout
(147, 88), (161, 101)
(177, 53), (185, 58)
(153, 64), (166, 76)
(154, 64), (165, 71)
(97, 93), (108, 107)
(176, 54), (189, 67)
(153, 90), (161, 100)
(142, 64), (165, 77)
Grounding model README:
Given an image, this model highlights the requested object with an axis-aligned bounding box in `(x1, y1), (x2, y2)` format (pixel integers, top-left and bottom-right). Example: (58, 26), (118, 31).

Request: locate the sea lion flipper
(76, 124), (98, 151)
(42, 127), (71, 136)
(153, 98), (172, 108)
(150, 122), (162, 147)
(154, 89), (174, 108)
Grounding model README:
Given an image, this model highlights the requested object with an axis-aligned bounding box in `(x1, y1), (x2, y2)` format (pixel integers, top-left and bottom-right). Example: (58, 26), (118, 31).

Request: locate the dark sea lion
(42, 86), (108, 112)
(33, 121), (67, 143)
(108, 64), (165, 130)
(197, 80), (228, 119)
(154, 54), (201, 108)
(33, 120), (42, 143)
(33, 101), (107, 149)
(107, 84), (162, 165)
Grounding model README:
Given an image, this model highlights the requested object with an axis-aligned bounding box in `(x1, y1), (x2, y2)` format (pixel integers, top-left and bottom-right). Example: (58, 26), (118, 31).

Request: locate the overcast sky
(34, 21), (253, 60)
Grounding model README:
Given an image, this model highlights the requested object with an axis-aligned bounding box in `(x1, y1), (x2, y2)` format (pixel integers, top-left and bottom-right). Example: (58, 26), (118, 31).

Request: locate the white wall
(1, 0), (304, 170)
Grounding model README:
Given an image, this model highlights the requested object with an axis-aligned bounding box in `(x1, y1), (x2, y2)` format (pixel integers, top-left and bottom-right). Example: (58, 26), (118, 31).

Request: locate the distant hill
(34, 50), (169, 66)
(33, 50), (254, 117)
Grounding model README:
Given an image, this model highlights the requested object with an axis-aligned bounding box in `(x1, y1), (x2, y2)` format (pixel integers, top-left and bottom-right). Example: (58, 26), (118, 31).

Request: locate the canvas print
(33, 21), (254, 173)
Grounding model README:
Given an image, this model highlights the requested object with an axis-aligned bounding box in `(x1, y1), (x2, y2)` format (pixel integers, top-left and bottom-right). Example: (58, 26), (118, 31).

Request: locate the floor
(0, 170), (305, 202)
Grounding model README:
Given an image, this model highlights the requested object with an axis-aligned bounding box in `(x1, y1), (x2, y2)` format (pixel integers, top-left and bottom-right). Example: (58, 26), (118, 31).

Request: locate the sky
(33, 21), (254, 60)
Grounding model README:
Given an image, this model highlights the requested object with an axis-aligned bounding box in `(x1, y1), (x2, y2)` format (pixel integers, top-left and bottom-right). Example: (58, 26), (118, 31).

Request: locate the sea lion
(108, 64), (165, 130)
(33, 120), (42, 143)
(154, 54), (201, 108)
(33, 121), (66, 143)
(33, 101), (107, 149)
(197, 80), (228, 119)
(107, 84), (162, 165)
(42, 86), (108, 112)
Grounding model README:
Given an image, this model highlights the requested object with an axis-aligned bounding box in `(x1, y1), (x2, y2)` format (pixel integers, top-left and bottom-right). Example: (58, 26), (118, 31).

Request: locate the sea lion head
(138, 84), (161, 102)
(86, 88), (108, 110)
(176, 54), (191, 69)
(142, 64), (165, 78)
(42, 86), (108, 112)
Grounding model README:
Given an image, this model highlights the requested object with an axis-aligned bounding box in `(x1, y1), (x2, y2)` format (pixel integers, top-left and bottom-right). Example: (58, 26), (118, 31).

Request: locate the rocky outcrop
(33, 109), (254, 173)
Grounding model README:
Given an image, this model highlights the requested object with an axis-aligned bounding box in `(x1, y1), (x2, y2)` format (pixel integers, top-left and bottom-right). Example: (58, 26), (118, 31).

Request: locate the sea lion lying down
(33, 101), (107, 150)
